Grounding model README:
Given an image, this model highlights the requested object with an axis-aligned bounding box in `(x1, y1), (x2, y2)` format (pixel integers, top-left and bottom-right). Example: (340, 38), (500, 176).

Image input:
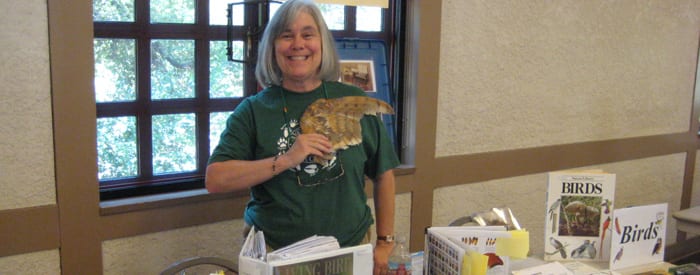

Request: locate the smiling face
(274, 11), (323, 91)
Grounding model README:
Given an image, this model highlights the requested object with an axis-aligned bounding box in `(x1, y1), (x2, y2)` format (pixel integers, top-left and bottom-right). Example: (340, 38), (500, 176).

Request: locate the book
(609, 203), (668, 271)
(425, 226), (517, 275)
(544, 170), (616, 262)
(238, 227), (373, 275)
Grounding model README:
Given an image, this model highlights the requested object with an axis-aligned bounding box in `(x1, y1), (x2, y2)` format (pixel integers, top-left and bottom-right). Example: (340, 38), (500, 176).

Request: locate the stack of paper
(238, 227), (372, 275)
(266, 235), (340, 262)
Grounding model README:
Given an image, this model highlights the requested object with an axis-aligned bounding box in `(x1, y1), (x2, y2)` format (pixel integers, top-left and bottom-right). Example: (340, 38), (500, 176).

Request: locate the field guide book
(608, 203), (668, 271)
(238, 227), (373, 275)
(425, 226), (529, 275)
(544, 170), (616, 262)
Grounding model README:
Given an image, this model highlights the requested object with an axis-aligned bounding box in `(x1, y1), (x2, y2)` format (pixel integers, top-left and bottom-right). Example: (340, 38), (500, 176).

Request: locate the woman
(205, 0), (400, 274)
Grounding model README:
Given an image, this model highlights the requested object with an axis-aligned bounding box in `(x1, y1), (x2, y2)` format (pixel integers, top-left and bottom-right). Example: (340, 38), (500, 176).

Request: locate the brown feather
(300, 96), (394, 165)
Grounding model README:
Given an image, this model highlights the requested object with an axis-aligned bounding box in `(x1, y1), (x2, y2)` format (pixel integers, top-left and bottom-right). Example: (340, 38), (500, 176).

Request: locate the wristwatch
(377, 235), (395, 243)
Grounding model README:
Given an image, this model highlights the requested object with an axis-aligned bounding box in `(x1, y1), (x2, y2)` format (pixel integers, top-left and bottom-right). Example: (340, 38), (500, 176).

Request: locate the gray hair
(254, 0), (341, 88)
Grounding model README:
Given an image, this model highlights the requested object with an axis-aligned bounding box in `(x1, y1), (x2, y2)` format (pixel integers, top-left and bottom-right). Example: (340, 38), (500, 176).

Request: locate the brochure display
(424, 225), (529, 275)
(544, 170), (616, 262)
(425, 226), (510, 275)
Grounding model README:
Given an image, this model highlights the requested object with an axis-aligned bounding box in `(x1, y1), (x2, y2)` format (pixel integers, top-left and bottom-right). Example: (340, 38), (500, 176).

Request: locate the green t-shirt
(209, 81), (400, 249)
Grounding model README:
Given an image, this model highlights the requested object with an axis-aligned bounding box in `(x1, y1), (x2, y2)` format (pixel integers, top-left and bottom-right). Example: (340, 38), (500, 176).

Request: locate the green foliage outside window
(150, 0), (195, 23)
(152, 114), (197, 175)
(97, 117), (138, 179)
(94, 39), (136, 102)
(93, 0), (134, 22)
(151, 39), (195, 100)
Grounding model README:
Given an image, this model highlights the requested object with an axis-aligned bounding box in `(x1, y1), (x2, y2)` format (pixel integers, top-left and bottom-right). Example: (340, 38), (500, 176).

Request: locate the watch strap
(377, 235), (395, 243)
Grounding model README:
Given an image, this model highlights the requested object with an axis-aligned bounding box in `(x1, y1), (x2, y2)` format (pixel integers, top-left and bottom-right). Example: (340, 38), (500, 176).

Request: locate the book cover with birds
(544, 170), (616, 262)
(608, 203), (668, 271)
(425, 226), (512, 275)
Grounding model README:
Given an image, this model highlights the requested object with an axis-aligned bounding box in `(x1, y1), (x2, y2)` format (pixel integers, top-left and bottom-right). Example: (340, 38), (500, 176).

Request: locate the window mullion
(138, 109), (154, 180)
(345, 5), (356, 33)
(197, 112), (210, 174)
(196, 0), (208, 27)
(135, 0), (149, 25)
(195, 0), (212, 173)
(136, 1), (153, 179)
(195, 37), (210, 174)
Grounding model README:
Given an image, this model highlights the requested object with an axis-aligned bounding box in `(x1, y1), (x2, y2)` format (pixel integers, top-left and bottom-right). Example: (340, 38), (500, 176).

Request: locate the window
(93, 0), (406, 200)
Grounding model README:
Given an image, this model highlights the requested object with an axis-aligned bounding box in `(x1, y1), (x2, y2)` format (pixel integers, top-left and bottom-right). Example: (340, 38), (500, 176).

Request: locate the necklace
(279, 81), (329, 121)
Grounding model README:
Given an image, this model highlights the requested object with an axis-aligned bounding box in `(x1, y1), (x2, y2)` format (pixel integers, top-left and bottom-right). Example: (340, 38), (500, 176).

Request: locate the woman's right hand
(284, 133), (332, 167)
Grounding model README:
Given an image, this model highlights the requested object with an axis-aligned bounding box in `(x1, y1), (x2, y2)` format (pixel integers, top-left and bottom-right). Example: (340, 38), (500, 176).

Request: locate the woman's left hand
(373, 242), (394, 275)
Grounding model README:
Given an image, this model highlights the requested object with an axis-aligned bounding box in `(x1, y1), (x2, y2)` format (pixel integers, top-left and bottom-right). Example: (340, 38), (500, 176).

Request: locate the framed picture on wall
(339, 60), (376, 93)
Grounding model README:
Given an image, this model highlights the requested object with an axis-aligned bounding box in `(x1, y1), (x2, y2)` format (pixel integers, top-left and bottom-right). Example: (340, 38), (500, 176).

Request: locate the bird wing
(300, 96), (394, 164)
(586, 242), (597, 259)
(571, 245), (583, 257)
(559, 247), (567, 259)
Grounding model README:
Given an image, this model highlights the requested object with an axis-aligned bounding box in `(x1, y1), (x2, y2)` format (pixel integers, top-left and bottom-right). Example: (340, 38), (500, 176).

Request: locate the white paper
(266, 235), (340, 262)
(512, 261), (575, 275)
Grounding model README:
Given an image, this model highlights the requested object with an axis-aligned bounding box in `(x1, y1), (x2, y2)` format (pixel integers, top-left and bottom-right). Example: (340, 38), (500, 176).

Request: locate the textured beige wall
(0, 250), (60, 275)
(0, 0), (55, 210)
(0, 0), (57, 269)
(694, 150), (700, 207)
(368, 192), (413, 245)
(433, 153), (685, 256)
(103, 220), (245, 275)
(102, 193), (412, 274)
(436, 0), (700, 157)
